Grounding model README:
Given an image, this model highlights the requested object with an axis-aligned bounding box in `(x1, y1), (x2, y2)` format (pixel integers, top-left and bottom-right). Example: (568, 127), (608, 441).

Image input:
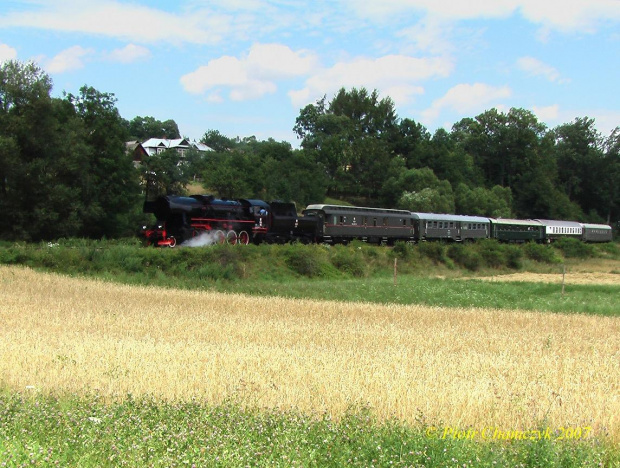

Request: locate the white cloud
(106, 44), (151, 63)
(517, 57), (569, 83)
(343, 0), (516, 22)
(396, 19), (455, 55)
(44, 45), (94, 73)
(533, 105), (620, 136)
(422, 83), (512, 122)
(532, 104), (560, 122)
(518, 0), (620, 33)
(290, 55), (453, 108)
(342, 0), (620, 33)
(0, 0), (229, 45)
(0, 43), (18, 62)
(181, 43), (317, 101)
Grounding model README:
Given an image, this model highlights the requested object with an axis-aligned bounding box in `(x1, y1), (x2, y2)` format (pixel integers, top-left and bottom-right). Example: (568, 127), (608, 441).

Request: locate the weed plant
(1, 391), (617, 468)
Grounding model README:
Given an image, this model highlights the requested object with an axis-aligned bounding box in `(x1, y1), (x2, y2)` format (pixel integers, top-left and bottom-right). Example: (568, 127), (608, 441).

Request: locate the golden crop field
(1, 265), (618, 441)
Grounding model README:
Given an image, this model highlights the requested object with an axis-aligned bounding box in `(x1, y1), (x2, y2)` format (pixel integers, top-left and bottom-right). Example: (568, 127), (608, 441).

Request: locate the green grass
(1, 390), (617, 468)
(215, 276), (620, 316)
(0, 239), (618, 316)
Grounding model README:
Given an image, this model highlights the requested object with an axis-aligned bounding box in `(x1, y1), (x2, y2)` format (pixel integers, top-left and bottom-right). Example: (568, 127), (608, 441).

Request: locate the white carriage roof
(534, 219), (582, 227)
(411, 213), (490, 223)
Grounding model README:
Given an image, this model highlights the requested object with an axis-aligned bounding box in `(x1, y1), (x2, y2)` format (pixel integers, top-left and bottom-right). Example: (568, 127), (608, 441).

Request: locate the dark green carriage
(488, 218), (544, 243)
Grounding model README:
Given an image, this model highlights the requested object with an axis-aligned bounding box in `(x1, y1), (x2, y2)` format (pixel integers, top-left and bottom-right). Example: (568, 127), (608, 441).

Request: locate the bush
(330, 246), (367, 277)
(553, 237), (595, 259)
(477, 239), (506, 268)
(504, 244), (523, 269)
(392, 241), (414, 260)
(523, 242), (561, 264)
(447, 244), (480, 271)
(283, 244), (329, 278)
(417, 242), (446, 264)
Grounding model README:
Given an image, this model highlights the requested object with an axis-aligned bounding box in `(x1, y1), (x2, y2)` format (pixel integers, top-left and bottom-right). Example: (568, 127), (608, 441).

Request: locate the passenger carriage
(488, 218), (544, 243)
(411, 213), (490, 242)
(533, 219), (582, 243)
(580, 223), (613, 243)
(302, 204), (415, 244)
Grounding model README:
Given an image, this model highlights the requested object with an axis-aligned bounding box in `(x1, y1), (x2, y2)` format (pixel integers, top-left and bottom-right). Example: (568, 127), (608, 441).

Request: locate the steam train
(141, 195), (613, 247)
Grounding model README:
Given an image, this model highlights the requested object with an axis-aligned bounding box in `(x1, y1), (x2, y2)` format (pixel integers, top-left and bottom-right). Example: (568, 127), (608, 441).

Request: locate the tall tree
(552, 117), (618, 222)
(125, 116), (180, 140)
(294, 88), (399, 200)
(66, 86), (141, 237)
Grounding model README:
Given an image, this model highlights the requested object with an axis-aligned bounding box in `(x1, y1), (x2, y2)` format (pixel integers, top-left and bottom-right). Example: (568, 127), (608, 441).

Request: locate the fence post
(394, 257), (398, 286)
(561, 265), (566, 297)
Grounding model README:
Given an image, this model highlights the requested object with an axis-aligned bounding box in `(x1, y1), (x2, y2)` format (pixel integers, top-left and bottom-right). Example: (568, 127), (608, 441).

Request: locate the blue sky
(1, 0), (618, 146)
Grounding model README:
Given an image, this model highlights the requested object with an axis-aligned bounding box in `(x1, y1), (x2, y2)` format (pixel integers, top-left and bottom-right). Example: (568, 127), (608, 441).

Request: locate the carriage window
(402, 219), (407, 226)
(383, 217), (388, 226)
(363, 216), (367, 225)
(373, 218), (377, 227)
(340, 216), (346, 224)
(450, 222), (455, 229)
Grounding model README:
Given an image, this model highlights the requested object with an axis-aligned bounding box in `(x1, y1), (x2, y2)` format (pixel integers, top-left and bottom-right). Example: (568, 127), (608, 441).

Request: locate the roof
(304, 204), (411, 215)
(534, 219), (582, 228)
(141, 138), (213, 152)
(411, 213), (490, 223)
(580, 223), (612, 230)
(488, 218), (543, 227)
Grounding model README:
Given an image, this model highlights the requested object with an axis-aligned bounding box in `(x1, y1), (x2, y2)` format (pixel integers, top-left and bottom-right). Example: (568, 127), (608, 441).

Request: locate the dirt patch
(470, 271), (619, 286)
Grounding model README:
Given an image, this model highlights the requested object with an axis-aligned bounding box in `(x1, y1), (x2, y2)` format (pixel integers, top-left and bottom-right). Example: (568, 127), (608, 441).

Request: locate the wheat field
(1, 265), (618, 441)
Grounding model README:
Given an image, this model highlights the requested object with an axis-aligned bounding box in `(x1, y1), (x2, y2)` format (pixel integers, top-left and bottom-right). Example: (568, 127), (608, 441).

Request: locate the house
(128, 138), (213, 166)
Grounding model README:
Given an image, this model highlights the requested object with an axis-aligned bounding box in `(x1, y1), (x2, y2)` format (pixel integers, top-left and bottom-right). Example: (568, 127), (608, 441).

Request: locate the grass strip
(1, 391), (617, 467)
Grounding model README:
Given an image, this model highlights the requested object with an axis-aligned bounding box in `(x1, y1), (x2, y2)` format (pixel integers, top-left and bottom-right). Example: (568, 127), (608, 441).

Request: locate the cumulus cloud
(422, 83), (512, 122)
(289, 55), (453, 108)
(106, 44), (151, 63)
(180, 43), (318, 101)
(0, 43), (18, 62)
(44, 45), (94, 73)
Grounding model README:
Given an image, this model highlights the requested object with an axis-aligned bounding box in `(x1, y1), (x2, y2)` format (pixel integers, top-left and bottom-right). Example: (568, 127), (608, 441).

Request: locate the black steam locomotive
(142, 195), (317, 247)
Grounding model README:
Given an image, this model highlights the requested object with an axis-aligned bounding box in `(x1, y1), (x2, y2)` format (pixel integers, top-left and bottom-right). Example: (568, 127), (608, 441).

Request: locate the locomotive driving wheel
(168, 236), (177, 248)
(238, 231), (250, 245)
(226, 230), (238, 245)
(214, 230), (226, 244)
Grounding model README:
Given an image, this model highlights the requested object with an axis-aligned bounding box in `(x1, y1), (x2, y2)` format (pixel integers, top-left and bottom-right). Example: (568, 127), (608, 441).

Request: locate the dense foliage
(295, 90), (619, 223)
(0, 61), (141, 240)
(0, 60), (618, 241)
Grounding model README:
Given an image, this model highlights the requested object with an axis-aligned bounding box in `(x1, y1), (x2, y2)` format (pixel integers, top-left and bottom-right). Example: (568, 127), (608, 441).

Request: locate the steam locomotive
(141, 195), (613, 247)
(142, 195), (317, 247)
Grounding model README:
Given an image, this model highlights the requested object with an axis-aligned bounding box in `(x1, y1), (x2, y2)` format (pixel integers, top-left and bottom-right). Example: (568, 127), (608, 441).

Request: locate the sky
(1, 0), (619, 147)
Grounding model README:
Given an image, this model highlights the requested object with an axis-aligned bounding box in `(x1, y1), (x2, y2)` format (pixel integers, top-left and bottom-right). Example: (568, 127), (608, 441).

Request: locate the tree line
(0, 60), (617, 241)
